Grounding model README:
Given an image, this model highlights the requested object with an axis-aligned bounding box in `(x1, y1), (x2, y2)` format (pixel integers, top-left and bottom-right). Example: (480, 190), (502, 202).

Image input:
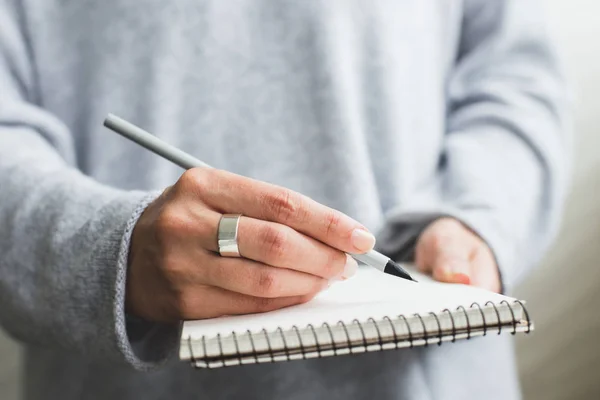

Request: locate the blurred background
(0, 0), (598, 398)
(514, 0), (600, 399)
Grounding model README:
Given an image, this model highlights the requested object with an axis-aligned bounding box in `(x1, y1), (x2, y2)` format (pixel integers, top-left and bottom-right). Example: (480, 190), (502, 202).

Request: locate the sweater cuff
(114, 190), (181, 370)
(376, 207), (519, 294)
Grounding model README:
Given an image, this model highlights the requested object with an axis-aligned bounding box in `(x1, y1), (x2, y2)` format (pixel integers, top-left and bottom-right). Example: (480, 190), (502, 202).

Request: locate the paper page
(183, 265), (516, 339)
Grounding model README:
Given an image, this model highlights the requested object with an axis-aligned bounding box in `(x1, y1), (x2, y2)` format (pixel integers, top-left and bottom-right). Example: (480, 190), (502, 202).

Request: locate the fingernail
(351, 229), (376, 252)
(452, 273), (471, 285)
(445, 262), (471, 284)
(341, 254), (359, 280)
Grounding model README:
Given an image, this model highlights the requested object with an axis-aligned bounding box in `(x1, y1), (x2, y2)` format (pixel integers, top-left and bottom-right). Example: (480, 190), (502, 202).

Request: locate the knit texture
(0, 1), (569, 399)
(114, 191), (181, 370)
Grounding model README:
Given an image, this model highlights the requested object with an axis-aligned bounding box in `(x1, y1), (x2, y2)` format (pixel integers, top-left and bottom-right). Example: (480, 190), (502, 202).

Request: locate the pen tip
(384, 260), (417, 282)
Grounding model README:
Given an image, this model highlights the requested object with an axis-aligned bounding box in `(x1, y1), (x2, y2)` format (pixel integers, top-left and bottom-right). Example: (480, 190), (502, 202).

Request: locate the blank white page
(183, 265), (515, 339)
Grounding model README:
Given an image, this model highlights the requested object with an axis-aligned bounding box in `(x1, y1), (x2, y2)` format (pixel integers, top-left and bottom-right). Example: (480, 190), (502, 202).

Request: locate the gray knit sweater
(0, 1), (568, 399)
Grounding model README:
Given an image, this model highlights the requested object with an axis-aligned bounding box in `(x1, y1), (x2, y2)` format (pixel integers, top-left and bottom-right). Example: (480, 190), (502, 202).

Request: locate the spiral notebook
(180, 265), (532, 368)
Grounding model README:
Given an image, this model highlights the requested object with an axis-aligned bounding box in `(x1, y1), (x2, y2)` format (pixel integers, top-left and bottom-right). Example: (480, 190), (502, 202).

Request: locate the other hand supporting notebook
(179, 265), (532, 368)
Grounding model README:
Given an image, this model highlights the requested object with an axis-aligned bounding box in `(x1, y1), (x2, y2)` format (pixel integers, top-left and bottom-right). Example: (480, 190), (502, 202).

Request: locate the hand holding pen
(104, 115), (414, 322)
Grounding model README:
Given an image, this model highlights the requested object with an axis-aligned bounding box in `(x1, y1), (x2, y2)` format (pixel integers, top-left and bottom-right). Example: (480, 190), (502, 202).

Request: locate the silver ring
(218, 214), (242, 257)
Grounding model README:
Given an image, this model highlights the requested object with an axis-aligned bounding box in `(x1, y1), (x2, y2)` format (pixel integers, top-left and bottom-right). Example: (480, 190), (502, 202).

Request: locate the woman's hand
(126, 168), (376, 322)
(415, 218), (502, 293)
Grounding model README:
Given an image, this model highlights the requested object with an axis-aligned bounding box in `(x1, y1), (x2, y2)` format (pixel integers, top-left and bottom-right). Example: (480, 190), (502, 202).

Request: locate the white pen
(103, 114), (416, 282)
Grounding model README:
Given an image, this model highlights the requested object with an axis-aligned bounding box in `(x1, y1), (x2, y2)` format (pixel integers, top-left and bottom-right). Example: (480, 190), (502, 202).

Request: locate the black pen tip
(384, 260), (417, 282)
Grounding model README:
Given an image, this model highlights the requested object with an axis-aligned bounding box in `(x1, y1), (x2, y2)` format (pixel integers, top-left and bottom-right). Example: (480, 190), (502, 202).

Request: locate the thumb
(431, 250), (472, 285)
(417, 223), (472, 285)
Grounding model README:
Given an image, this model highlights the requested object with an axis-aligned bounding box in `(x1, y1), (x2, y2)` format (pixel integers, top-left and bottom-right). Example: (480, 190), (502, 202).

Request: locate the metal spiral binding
(485, 301), (502, 334)
(471, 302), (487, 335)
(323, 322), (336, 355)
(413, 313), (428, 346)
(514, 300), (532, 334)
(231, 331), (242, 364)
(188, 300), (532, 367)
(307, 324), (321, 358)
(187, 336), (196, 367)
(456, 305), (472, 339)
(201, 335), (208, 368)
(442, 309), (457, 342)
(292, 325), (305, 360)
(382, 316), (399, 348)
(398, 315), (413, 348)
(216, 333), (224, 364)
(338, 320), (352, 351)
(353, 319), (368, 349)
(246, 329), (258, 364)
(262, 328), (274, 362)
(429, 312), (443, 346)
(276, 327), (290, 359)
(368, 317), (384, 349)
(500, 300), (518, 334)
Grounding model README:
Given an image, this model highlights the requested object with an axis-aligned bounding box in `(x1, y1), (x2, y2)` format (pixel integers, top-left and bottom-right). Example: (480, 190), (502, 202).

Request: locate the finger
(431, 256), (472, 285)
(415, 227), (450, 274)
(414, 237), (432, 273)
(179, 168), (376, 254)
(469, 245), (501, 293)
(199, 254), (330, 298)
(237, 217), (357, 280)
(191, 212), (357, 281)
(422, 231), (472, 285)
(177, 285), (319, 320)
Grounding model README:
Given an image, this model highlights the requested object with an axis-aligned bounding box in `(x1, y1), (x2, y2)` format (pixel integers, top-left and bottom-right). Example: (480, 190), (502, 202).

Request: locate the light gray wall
(0, 1), (598, 399)
(515, 0), (600, 399)
(0, 331), (20, 399)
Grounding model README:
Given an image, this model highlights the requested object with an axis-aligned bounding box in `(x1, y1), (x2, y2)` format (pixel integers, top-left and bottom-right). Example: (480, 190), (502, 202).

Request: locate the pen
(103, 114), (416, 282)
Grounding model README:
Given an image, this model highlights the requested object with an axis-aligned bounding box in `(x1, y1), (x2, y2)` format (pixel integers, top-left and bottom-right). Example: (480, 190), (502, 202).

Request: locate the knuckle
(172, 290), (195, 317)
(155, 207), (181, 234)
(327, 251), (346, 277)
(414, 245), (426, 267)
(154, 208), (197, 252)
(160, 256), (179, 277)
(194, 213), (216, 238)
(155, 206), (193, 239)
(260, 225), (289, 261)
(255, 270), (280, 297)
(429, 232), (454, 250)
(179, 168), (213, 192)
(433, 254), (452, 267)
(161, 257), (192, 286)
(440, 217), (462, 229)
(264, 189), (300, 222)
(323, 211), (342, 238)
(311, 278), (327, 294)
(317, 250), (342, 278)
(178, 169), (199, 189)
(253, 296), (276, 313)
(299, 292), (318, 304)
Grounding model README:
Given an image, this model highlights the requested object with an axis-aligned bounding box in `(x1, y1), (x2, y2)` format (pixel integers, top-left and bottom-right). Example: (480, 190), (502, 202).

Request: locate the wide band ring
(218, 214), (242, 257)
